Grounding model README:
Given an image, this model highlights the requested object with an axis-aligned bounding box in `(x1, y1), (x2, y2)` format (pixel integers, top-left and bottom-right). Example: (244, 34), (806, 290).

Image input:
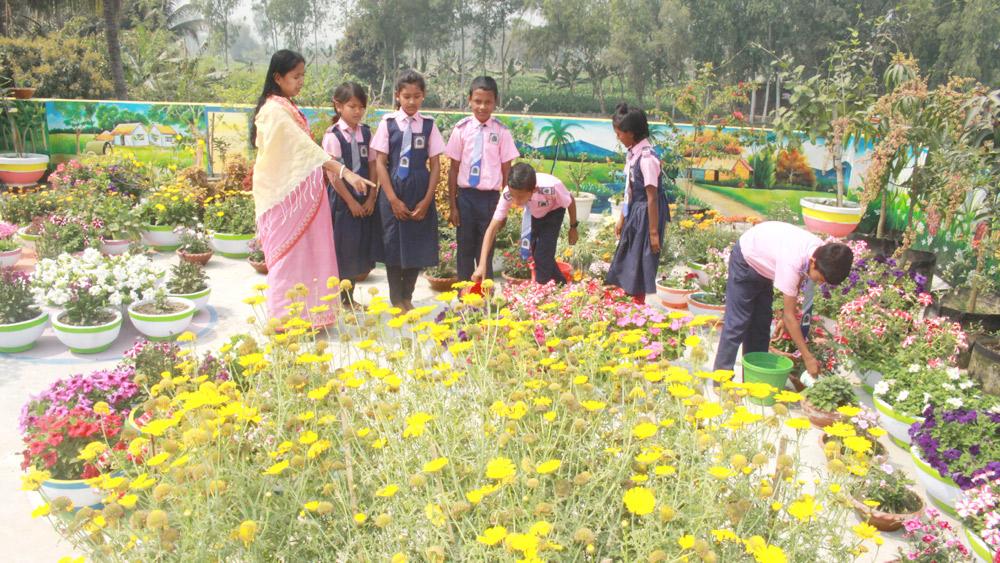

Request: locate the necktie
(622, 154), (632, 218)
(519, 204), (532, 260)
(800, 278), (815, 339)
(469, 123), (485, 188)
(398, 116), (412, 180)
(349, 128), (361, 173)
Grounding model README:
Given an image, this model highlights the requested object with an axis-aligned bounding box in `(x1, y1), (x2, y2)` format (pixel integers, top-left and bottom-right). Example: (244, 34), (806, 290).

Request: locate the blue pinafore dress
(605, 148), (670, 296)
(378, 118), (439, 269)
(326, 124), (383, 280)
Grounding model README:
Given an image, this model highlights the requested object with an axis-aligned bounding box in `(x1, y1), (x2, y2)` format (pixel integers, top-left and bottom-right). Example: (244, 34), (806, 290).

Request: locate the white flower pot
(0, 310), (48, 353)
(686, 292), (725, 319)
(656, 281), (696, 309)
(857, 369), (883, 394)
(0, 246), (22, 268)
(51, 309), (123, 354)
(964, 527), (997, 563)
(574, 192), (595, 223)
(209, 231), (254, 259)
(167, 287), (210, 312)
(100, 239), (133, 256)
(38, 477), (104, 509)
(0, 153), (49, 186)
(800, 197), (864, 237)
(910, 446), (962, 518)
(141, 225), (182, 251)
(17, 226), (39, 250)
(873, 396), (922, 448)
(127, 297), (196, 341)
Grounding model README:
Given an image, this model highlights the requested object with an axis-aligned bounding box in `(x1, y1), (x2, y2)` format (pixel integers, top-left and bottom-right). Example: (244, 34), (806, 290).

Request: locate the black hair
(812, 243), (854, 285)
(331, 82), (368, 125)
(612, 102), (650, 143)
(250, 49), (306, 148)
(394, 69), (426, 109)
(469, 76), (499, 100)
(508, 163), (537, 191)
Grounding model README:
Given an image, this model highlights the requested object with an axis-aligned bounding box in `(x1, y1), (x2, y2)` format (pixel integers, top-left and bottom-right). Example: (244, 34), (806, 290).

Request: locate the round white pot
(38, 477), (104, 509)
(0, 153), (49, 186)
(910, 446), (962, 518)
(167, 286), (210, 312)
(209, 231), (255, 259)
(873, 396), (922, 448)
(17, 226), (39, 250)
(686, 292), (725, 319)
(140, 225), (182, 251)
(574, 192), (595, 223)
(127, 297), (196, 341)
(964, 527), (997, 563)
(656, 281), (696, 308)
(100, 239), (133, 256)
(800, 197), (864, 237)
(0, 246), (22, 268)
(0, 310), (48, 353)
(51, 309), (123, 354)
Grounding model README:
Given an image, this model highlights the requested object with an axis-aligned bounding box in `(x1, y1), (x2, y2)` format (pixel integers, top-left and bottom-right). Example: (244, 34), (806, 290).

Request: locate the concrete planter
(51, 309), (122, 354)
(800, 197), (863, 237)
(167, 287), (210, 312)
(0, 310), (48, 353)
(127, 297), (196, 341)
(0, 246), (22, 268)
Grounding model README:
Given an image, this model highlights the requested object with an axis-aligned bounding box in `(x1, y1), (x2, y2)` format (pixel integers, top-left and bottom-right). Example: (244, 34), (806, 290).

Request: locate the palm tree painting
(538, 119), (581, 173)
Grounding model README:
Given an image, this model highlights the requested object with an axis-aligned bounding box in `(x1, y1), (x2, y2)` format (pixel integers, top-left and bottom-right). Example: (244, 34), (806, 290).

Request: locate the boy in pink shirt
(471, 163), (577, 284)
(712, 221), (853, 377)
(446, 76), (520, 281)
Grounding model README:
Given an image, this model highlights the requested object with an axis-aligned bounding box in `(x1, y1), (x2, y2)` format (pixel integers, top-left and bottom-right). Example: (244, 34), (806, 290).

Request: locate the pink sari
(254, 96), (338, 327)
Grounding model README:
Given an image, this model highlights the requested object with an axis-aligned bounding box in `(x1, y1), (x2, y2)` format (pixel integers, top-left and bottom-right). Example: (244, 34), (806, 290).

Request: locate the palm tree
(538, 119), (581, 174)
(102, 0), (128, 99)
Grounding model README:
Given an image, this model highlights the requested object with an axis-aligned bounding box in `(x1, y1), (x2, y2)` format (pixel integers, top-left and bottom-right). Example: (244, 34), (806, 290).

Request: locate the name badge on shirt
(489, 132), (499, 144)
(540, 185), (553, 195)
(538, 199), (549, 208)
(413, 135), (425, 150)
(359, 146), (368, 158)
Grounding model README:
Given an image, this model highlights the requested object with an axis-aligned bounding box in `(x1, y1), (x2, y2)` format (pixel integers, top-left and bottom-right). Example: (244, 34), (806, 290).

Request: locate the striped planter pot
(0, 310), (48, 353)
(856, 369), (883, 395)
(686, 292), (725, 319)
(127, 297), (196, 341)
(168, 287), (211, 312)
(655, 282), (696, 309)
(800, 197), (864, 238)
(51, 309), (123, 354)
(141, 225), (182, 251)
(210, 231), (255, 259)
(0, 153), (49, 187)
(873, 396), (923, 448)
(100, 239), (133, 256)
(38, 477), (104, 509)
(910, 446), (962, 518)
(964, 527), (997, 563)
(0, 246), (22, 268)
(17, 226), (40, 250)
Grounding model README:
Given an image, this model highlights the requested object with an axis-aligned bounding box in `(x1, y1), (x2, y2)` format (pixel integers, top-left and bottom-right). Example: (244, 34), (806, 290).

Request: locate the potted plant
(0, 221), (21, 267)
(204, 192), (256, 258)
(34, 216), (99, 260)
(581, 182), (613, 214)
(656, 269), (699, 308)
(138, 181), (202, 251)
(127, 288), (196, 341)
(686, 247), (727, 317)
(92, 194), (142, 255)
(801, 375), (858, 429)
(850, 462), (925, 531)
(910, 405), (1000, 518)
(820, 405), (889, 463)
(247, 238), (267, 274)
(499, 250), (531, 284)
(565, 156), (596, 223)
(176, 229), (214, 265)
(166, 261), (210, 311)
(425, 239), (458, 292)
(956, 484), (1000, 562)
(895, 508), (975, 562)
(0, 85), (49, 186)
(0, 269), (47, 353)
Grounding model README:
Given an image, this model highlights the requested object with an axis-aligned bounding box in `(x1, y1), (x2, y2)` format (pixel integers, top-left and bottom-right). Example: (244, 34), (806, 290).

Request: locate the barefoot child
(712, 221), (854, 377)
(446, 76), (520, 281)
(605, 103), (669, 304)
(321, 82), (382, 307)
(371, 70), (445, 310)
(471, 163), (577, 284)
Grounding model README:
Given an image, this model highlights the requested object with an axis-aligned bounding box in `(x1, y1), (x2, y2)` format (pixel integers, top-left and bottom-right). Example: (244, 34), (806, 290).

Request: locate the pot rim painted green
(909, 446), (959, 488)
(167, 286), (210, 300)
(127, 298), (196, 322)
(142, 223), (181, 232)
(963, 526), (996, 561)
(0, 309), (48, 332)
(210, 231), (256, 241)
(51, 309), (123, 333)
(17, 226), (40, 241)
(873, 396), (922, 425)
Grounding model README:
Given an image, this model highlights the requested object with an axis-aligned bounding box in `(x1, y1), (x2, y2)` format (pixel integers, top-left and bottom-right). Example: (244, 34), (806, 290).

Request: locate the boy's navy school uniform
(321, 122), (383, 281)
(492, 173), (572, 285)
(445, 116), (520, 281)
(371, 111), (445, 304)
(605, 139), (670, 296)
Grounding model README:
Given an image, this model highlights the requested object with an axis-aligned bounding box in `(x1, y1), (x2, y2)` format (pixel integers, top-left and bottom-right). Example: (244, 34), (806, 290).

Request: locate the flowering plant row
(910, 405), (1000, 491)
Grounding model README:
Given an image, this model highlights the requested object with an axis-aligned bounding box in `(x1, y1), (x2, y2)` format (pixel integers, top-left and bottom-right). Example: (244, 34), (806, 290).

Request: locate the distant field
(696, 183), (825, 218)
(48, 133), (194, 168)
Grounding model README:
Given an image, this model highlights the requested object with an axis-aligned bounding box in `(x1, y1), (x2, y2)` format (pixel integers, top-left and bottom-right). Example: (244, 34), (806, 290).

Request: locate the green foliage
(204, 194), (255, 235)
(0, 270), (40, 325)
(0, 35), (113, 99)
(803, 376), (858, 412)
(167, 261), (209, 295)
(749, 147), (776, 190)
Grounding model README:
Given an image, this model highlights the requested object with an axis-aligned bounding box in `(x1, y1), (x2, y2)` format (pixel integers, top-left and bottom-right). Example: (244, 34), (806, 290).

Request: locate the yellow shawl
(251, 98), (331, 218)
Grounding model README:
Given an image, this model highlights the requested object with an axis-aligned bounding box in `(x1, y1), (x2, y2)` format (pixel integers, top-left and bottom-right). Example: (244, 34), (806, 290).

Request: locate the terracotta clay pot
(850, 492), (924, 532)
(801, 397), (845, 429)
(424, 275), (458, 292)
(249, 259), (268, 274)
(178, 249), (213, 266)
(502, 272), (530, 285)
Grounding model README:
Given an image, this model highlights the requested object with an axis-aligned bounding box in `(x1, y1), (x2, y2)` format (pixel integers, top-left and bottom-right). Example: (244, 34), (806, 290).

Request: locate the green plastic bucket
(741, 352), (794, 406)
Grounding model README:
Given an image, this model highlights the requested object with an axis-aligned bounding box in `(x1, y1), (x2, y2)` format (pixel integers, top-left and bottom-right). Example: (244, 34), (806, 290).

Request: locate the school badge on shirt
(413, 135), (426, 150)
(359, 146), (368, 158)
(489, 132), (499, 145)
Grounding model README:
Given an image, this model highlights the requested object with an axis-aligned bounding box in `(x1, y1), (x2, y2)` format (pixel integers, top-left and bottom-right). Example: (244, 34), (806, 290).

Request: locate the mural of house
(149, 124), (179, 147)
(688, 157), (753, 182)
(110, 123), (149, 146)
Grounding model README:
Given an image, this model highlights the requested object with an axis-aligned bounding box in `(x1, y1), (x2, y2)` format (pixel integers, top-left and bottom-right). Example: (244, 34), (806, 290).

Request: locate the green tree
(538, 118), (581, 173)
(55, 101), (97, 154)
(150, 103), (207, 168)
(195, 0), (239, 69)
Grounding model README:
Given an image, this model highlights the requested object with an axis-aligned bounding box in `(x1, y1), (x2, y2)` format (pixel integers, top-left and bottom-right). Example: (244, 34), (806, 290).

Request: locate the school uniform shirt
(444, 116), (520, 190)
(738, 221), (822, 297)
(321, 120), (376, 165)
(370, 110), (445, 159)
(625, 139), (660, 194)
(492, 173), (572, 221)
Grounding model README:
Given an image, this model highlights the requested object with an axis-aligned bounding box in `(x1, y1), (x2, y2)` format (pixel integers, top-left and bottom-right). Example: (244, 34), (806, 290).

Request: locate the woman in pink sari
(251, 50), (375, 328)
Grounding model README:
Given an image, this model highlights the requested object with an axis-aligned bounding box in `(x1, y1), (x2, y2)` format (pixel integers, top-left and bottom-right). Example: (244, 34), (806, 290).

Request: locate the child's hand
(615, 217), (624, 239)
(348, 199), (366, 218)
(649, 233), (660, 254)
(471, 266), (486, 283)
(346, 170), (375, 195)
(390, 197), (410, 221)
(362, 196), (377, 217)
(410, 201), (430, 221)
(449, 207), (461, 228)
(568, 226), (578, 245)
